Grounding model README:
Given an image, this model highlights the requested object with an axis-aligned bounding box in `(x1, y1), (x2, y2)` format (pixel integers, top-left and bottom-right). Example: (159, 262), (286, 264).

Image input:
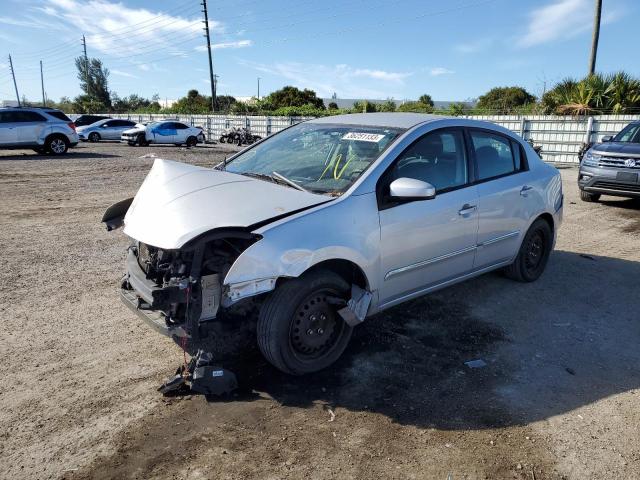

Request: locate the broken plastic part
(158, 350), (238, 397)
(223, 277), (277, 305)
(102, 197), (133, 231)
(337, 284), (372, 327)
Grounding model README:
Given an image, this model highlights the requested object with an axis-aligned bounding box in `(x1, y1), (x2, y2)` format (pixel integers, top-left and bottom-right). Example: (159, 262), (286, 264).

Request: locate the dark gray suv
(579, 122), (640, 201)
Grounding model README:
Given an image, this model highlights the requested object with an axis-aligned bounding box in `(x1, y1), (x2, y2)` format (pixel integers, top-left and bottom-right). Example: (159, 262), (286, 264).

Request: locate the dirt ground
(0, 141), (638, 480)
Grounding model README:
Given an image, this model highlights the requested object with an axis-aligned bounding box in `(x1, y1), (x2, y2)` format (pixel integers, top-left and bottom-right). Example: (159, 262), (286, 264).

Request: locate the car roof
(307, 112), (451, 129)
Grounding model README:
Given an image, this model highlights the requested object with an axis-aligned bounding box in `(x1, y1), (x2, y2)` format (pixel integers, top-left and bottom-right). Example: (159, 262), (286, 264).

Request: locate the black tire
(137, 133), (148, 147)
(127, 141), (135, 146)
(219, 135), (226, 143)
(236, 136), (242, 146)
(580, 190), (600, 202)
(503, 218), (553, 282)
(88, 132), (100, 142)
(45, 135), (69, 155)
(257, 269), (353, 375)
(186, 136), (197, 147)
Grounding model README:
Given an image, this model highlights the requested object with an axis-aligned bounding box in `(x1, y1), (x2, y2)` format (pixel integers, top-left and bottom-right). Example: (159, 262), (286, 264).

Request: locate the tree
(215, 95), (236, 112)
(75, 56), (111, 112)
(448, 102), (468, 116)
(541, 72), (640, 115)
(352, 100), (377, 113)
(378, 99), (397, 112)
(397, 101), (432, 113)
(171, 89), (212, 114)
(418, 94), (434, 108)
(477, 86), (535, 114)
(327, 101), (338, 110)
(265, 86), (324, 109)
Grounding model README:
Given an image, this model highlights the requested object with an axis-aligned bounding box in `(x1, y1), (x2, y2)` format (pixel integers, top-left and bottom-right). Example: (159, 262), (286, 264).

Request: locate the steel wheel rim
(89, 133), (98, 142)
(51, 139), (65, 153)
(289, 289), (344, 361)
(524, 230), (545, 274)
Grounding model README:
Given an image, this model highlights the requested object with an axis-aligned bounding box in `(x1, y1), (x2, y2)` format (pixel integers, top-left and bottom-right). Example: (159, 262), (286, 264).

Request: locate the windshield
(224, 123), (402, 195)
(613, 123), (640, 143)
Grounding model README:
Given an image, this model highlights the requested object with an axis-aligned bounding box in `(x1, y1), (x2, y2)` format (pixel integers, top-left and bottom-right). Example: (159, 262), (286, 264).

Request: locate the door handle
(458, 204), (477, 216)
(520, 185), (533, 196)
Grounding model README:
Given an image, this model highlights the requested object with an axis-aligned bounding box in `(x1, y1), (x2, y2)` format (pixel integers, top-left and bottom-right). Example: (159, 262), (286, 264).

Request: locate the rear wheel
(88, 132), (100, 142)
(219, 135), (226, 143)
(580, 190), (600, 202)
(46, 135), (69, 155)
(236, 136), (242, 146)
(186, 136), (197, 147)
(257, 270), (353, 375)
(503, 218), (552, 282)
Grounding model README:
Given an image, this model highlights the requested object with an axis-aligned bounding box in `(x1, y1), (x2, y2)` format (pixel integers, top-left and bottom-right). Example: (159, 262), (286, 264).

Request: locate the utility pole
(81, 34), (89, 93)
(257, 77), (260, 100)
(8, 55), (20, 107)
(588, 0), (602, 75)
(201, 0), (216, 112)
(40, 60), (46, 107)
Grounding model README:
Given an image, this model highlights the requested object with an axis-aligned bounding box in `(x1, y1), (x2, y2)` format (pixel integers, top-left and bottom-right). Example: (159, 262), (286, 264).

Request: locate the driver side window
(390, 129), (468, 193)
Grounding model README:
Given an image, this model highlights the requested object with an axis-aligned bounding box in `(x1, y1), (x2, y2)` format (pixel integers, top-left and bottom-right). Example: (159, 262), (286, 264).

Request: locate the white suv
(0, 107), (79, 155)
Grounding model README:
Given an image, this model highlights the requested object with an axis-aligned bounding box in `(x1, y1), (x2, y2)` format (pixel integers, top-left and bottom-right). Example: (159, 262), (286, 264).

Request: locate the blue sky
(0, 0), (637, 103)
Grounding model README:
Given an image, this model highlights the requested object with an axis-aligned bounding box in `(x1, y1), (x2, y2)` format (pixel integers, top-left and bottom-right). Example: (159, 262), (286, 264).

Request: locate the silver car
(0, 107), (79, 155)
(120, 120), (204, 147)
(104, 113), (563, 375)
(77, 118), (137, 142)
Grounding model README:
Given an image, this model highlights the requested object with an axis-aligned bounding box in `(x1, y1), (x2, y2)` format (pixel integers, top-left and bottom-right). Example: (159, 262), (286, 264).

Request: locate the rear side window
(47, 111), (71, 122)
(173, 122), (189, 129)
(469, 130), (521, 181)
(0, 111), (18, 123)
(15, 111), (47, 122)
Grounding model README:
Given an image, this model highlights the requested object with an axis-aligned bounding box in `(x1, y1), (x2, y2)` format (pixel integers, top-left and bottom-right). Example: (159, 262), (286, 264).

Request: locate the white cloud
(194, 40), (253, 52)
(517, 0), (616, 48)
(111, 69), (138, 78)
(455, 38), (494, 54)
(36, 0), (231, 57)
(429, 67), (455, 76)
(237, 60), (412, 98)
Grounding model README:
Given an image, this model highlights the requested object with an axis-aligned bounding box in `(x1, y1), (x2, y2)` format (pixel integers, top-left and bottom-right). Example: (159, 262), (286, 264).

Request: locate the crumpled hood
(592, 142), (640, 157)
(123, 126), (145, 135)
(123, 159), (328, 249)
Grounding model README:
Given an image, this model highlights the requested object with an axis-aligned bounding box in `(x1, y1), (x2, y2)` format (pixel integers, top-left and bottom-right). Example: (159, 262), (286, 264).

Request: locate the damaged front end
(119, 230), (261, 340)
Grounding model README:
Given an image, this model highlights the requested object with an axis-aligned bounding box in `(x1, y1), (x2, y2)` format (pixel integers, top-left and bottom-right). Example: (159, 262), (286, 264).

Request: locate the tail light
(68, 122), (76, 132)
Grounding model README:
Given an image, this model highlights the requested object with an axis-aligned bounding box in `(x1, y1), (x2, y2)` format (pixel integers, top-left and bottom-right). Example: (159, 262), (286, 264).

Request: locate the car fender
(223, 192), (381, 304)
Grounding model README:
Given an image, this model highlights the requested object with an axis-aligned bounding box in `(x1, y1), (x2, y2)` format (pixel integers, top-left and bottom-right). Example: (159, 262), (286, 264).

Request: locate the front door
(15, 111), (47, 144)
(0, 111), (19, 144)
(378, 128), (479, 306)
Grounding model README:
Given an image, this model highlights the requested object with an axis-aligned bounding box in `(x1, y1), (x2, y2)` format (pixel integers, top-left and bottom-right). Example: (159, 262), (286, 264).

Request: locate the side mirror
(389, 177), (436, 200)
(601, 135), (613, 142)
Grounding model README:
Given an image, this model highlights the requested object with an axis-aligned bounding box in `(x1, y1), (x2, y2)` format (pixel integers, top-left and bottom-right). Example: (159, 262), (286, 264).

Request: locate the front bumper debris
(158, 349), (238, 396)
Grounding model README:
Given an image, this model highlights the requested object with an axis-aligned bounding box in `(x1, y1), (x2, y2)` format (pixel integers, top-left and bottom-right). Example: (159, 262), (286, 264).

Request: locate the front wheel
(503, 218), (552, 282)
(186, 136), (197, 147)
(137, 133), (148, 147)
(88, 132), (100, 142)
(580, 190), (600, 202)
(257, 270), (353, 375)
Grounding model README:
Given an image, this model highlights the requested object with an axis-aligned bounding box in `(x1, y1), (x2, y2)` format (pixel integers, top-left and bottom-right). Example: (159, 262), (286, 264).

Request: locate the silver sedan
(105, 113), (563, 376)
(77, 119), (137, 142)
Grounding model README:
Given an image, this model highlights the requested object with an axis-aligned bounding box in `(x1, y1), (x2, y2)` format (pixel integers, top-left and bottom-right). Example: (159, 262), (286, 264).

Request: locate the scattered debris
(158, 349), (237, 396)
(579, 254), (596, 261)
(464, 359), (487, 368)
(517, 463), (523, 470)
(328, 408), (336, 422)
(138, 153), (157, 159)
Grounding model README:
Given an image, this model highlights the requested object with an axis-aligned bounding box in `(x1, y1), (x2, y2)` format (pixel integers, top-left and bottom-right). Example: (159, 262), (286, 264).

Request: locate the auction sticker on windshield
(342, 132), (386, 142)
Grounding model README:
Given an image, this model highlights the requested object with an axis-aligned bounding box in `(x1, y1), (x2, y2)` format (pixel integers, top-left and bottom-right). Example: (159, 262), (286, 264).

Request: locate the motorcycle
(220, 127), (262, 146)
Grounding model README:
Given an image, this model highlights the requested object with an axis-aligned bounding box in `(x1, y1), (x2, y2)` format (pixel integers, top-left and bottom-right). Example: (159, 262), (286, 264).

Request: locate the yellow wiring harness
(318, 152), (355, 181)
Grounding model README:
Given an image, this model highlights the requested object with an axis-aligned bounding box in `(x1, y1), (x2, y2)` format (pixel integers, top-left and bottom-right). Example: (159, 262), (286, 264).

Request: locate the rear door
(105, 120), (135, 139)
(15, 111), (47, 144)
(0, 111), (19, 144)
(468, 128), (534, 269)
(173, 122), (191, 143)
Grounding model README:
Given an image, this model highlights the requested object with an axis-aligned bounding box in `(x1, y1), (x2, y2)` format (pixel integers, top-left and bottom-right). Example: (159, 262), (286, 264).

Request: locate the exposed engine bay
(120, 230), (260, 341)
